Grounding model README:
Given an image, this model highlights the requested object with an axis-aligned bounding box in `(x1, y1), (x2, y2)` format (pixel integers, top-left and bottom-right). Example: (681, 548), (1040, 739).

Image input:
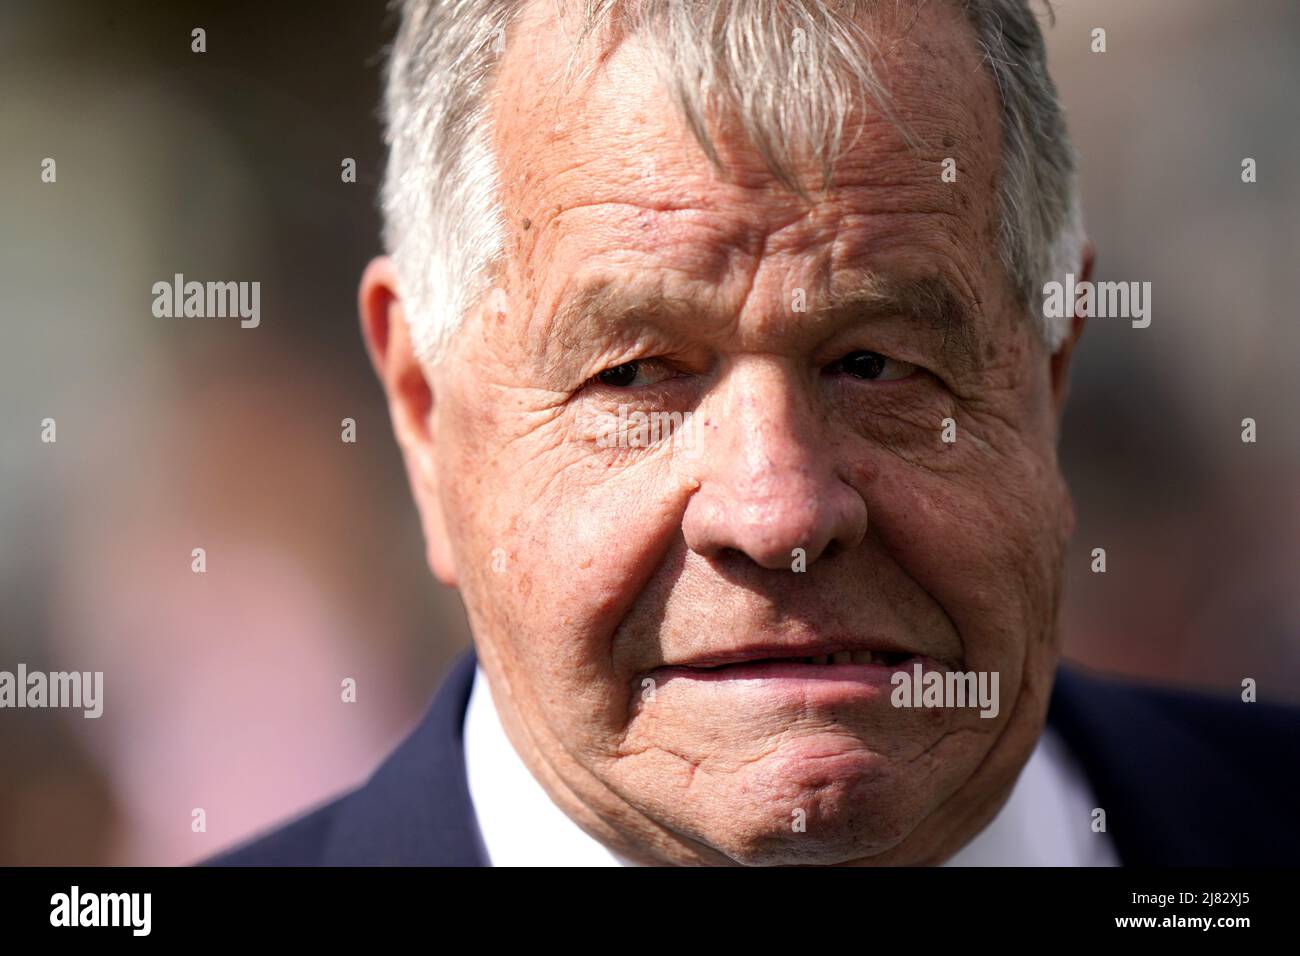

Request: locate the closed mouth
(680, 649), (916, 669)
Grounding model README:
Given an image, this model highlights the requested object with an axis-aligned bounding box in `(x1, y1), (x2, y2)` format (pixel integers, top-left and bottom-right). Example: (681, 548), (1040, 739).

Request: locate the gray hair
(381, 0), (1083, 365)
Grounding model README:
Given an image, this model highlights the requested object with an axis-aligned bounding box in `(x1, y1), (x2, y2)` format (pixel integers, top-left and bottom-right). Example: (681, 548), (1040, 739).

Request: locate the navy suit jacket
(205, 651), (1299, 866)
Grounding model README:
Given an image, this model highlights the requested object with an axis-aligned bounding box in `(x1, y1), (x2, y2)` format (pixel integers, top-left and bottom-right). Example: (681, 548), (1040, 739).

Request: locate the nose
(680, 361), (868, 570)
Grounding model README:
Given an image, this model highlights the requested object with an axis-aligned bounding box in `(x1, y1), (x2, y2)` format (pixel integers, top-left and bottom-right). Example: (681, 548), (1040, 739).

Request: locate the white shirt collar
(463, 664), (1119, 866)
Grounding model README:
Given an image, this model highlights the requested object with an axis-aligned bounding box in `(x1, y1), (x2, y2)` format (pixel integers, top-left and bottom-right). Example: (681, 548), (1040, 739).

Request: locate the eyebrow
(538, 279), (698, 375)
(549, 279), (695, 344)
(822, 271), (979, 362)
(543, 270), (979, 370)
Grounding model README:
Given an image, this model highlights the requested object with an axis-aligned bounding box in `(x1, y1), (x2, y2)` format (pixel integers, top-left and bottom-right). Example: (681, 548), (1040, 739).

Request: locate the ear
(1048, 239), (1094, 423)
(358, 257), (458, 588)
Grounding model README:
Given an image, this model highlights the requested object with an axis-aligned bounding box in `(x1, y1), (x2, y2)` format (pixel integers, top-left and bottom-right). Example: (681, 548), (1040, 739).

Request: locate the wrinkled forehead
(489, 0), (1002, 198)
(485, 0), (1006, 346)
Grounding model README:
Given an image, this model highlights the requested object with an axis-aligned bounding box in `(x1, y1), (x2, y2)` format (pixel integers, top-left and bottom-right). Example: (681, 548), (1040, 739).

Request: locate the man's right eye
(595, 361), (642, 387)
(588, 359), (675, 389)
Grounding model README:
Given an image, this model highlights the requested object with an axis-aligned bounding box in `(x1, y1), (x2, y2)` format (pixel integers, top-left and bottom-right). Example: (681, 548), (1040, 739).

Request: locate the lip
(653, 640), (961, 673)
(649, 654), (954, 687)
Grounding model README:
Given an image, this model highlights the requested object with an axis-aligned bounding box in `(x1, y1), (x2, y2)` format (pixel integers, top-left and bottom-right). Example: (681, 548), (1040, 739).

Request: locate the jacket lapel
(322, 648), (486, 865)
(1047, 662), (1234, 865)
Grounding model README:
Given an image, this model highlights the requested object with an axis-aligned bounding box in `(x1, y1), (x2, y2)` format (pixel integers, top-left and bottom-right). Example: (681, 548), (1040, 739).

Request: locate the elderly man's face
(367, 0), (1080, 865)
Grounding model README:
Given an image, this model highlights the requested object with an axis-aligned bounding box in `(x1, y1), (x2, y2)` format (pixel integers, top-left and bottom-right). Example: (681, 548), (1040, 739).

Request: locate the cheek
(864, 428), (1068, 676)
(445, 419), (695, 746)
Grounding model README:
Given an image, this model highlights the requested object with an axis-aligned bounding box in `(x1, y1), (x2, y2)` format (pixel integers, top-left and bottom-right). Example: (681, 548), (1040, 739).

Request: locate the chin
(688, 747), (928, 866)
(707, 808), (915, 867)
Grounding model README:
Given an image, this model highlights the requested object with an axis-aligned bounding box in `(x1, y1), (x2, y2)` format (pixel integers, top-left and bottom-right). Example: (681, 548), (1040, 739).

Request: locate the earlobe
(1049, 313), (1086, 414)
(1075, 239), (1097, 295)
(358, 256), (460, 589)
(1048, 240), (1095, 420)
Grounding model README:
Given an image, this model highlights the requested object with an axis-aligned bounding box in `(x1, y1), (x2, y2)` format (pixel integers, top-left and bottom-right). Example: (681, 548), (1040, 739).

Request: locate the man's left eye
(828, 350), (917, 382)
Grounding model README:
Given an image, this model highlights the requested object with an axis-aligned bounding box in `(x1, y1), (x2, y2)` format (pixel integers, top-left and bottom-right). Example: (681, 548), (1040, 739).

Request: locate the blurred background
(0, 0), (1296, 864)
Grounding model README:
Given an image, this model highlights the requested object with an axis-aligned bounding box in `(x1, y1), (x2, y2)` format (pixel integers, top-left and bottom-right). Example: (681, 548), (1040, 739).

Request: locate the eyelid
(583, 350), (921, 392)
(825, 349), (920, 382)
(874, 356), (919, 381)
(583, 356), (677, 390)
